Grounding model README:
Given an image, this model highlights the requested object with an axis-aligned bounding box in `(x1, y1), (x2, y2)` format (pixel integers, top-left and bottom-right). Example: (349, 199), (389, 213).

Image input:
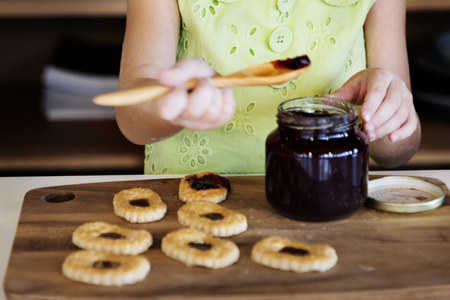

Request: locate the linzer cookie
(251, 236), (338, 273)
(113, 188), (167, 223)
(62, 250), (150, 286)
(178, 172), (231, 203)
(178, 201), (247, 237)
(161, 228), (239, 269)
(72, 222), (152, 256)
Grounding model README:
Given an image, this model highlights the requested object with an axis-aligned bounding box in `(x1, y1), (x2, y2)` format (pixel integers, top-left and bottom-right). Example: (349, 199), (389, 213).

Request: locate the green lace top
(144, 0), (376, 175)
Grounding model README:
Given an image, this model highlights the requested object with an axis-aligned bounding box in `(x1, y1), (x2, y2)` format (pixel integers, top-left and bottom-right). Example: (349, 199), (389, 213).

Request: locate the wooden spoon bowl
(93, 55), (310, 107)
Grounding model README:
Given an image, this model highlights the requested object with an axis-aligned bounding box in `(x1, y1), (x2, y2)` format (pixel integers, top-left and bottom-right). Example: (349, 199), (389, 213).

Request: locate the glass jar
(265, 97), (369, 221)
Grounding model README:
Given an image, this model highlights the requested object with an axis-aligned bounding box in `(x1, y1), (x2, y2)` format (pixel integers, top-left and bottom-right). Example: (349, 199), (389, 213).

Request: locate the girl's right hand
(156, 58), (236, 131)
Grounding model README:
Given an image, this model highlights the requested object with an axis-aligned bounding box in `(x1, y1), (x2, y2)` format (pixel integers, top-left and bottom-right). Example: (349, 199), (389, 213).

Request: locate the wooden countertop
(0, 0), (449, 17)
(4, 175), (450, 299)
(1, 170), (449, 300)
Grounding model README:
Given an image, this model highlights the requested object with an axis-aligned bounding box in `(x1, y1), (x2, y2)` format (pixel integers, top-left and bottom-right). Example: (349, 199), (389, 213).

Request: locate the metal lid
(365, 176), (445, 213)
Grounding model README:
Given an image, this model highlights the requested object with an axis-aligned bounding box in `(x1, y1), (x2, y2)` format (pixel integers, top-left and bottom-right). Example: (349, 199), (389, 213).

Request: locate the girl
(116, 0), (421, 174)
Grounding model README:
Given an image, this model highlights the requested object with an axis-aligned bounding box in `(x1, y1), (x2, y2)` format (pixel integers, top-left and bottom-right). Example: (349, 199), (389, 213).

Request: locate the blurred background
(0, 0), (449, 176)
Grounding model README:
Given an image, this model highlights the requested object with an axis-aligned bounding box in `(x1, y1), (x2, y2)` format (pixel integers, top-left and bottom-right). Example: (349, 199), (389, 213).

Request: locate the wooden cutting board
(4, 175), (450, 300)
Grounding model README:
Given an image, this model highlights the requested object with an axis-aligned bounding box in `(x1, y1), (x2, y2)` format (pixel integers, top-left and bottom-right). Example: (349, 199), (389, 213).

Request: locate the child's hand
(328, 68), (418, 142)
(156, 58), (235, 131)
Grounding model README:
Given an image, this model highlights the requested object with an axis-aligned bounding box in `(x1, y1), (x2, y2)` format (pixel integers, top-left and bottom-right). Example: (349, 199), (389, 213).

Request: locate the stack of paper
(41, 35), (121, 121)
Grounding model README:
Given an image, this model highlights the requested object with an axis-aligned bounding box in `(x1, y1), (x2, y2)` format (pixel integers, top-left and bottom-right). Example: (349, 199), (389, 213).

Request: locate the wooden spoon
(93, 55), (310, 107)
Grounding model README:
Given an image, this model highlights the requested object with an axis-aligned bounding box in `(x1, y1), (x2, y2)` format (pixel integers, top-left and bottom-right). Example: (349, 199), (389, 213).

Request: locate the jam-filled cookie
(178, 201), (247, 237)
(72, 222), (152, 256)
(251, 236), (338, 273)
(178, 172), (231, 203)
(62, 250), (150, 286)
(161, 228), (239, 269)
(113, 188), (167, 223)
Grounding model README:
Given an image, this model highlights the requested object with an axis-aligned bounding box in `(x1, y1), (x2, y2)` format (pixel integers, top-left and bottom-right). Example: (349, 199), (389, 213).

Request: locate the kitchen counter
(1, 170), (450, 300)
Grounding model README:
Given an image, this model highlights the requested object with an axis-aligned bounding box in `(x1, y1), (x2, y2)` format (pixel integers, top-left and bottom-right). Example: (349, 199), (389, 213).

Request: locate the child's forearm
(363, 0), (421, 168)
(115, 77), (184, 145)
(116, 1), (182, 145)
(368, 119), (421, 169)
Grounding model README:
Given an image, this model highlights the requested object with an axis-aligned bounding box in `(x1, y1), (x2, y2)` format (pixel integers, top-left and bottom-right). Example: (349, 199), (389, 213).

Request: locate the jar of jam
(265, 97), (368, 221)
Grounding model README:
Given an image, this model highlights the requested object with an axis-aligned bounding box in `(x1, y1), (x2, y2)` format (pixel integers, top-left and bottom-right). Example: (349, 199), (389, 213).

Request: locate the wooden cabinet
(406, 0), (450, 11)
(0, 0), (126, 17)
(0, 0), (449, 17)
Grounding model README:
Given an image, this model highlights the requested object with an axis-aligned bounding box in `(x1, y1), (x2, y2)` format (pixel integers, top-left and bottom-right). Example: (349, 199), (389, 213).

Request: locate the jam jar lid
(365, 176), (446, 213)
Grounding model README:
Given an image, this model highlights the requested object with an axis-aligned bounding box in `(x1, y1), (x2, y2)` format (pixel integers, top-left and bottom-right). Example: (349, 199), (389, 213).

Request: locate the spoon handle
(93, 79), (199, 107)
(92, 72), (284, 107)
(93, 56), (310, 107)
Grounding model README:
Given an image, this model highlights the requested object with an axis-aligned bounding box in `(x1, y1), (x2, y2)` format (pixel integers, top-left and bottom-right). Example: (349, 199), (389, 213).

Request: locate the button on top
(277, 0), (295, 13)
(269, 27), (293, 53)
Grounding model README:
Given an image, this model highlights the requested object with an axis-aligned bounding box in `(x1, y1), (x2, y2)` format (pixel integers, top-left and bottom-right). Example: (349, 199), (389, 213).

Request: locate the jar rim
(277, 97), (358, 130)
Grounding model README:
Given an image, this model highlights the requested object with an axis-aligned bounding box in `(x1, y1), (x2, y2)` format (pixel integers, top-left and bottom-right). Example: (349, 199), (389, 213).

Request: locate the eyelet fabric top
(144, 0), (376, 175)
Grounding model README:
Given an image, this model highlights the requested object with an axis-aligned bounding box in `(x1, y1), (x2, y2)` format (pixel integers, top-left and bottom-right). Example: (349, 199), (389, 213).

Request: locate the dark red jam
(92, 261), (120, 269)
(272, 55), (311, 70)
(265, 98), (368, 222)
(129, 199), (150, 207)
(279, 247), (309, 256)
(188, 174), (231, 192)
(201, 213), (225, 220)
(188, 242), (212, 251)
(99, 232), (126, 240)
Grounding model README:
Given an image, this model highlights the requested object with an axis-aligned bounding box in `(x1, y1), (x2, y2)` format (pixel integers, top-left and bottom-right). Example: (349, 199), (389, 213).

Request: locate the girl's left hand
(327, 67), (418, 142)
